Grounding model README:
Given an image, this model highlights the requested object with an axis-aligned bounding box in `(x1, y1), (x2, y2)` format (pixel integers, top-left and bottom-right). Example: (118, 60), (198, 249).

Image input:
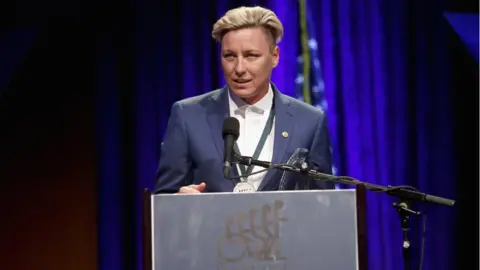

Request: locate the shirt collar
(228, 84), (274, 115)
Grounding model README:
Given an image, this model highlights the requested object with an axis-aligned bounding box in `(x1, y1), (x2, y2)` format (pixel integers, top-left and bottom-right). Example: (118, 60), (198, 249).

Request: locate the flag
(295, 0), (339, 185)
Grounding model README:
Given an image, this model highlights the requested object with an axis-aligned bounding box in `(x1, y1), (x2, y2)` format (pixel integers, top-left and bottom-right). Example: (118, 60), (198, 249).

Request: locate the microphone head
(222, 117), (240, 140)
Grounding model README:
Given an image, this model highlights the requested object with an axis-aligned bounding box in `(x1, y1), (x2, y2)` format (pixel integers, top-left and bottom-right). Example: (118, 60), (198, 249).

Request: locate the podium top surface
(151, 188), (355, 198)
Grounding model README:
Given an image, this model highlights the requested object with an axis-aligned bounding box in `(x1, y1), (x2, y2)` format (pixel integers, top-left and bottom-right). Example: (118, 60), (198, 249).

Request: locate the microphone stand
(234, 155), (455, 270)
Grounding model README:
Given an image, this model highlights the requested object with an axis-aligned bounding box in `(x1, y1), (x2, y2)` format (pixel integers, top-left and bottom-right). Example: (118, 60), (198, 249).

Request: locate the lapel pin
(282, 131), (288, 138)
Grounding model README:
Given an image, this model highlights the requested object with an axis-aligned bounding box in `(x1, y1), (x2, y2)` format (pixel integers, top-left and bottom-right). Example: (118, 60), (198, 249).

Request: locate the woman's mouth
(233, 79), (252, 84)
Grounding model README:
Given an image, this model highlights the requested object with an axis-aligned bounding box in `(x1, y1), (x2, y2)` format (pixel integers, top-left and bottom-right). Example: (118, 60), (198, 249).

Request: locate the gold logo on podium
(217, 200), (289, 269)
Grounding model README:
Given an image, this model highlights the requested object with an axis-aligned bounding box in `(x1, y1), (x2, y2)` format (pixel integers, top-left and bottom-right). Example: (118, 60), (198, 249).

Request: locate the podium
(142, 185), (368, 270)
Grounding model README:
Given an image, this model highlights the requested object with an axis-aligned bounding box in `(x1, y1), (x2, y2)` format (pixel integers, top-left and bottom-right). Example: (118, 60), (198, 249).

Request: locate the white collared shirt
(228, 85), (275, 190)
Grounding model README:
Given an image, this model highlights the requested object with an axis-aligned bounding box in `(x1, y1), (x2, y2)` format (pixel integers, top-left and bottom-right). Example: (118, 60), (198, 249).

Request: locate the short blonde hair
(212, 6), (284, 46)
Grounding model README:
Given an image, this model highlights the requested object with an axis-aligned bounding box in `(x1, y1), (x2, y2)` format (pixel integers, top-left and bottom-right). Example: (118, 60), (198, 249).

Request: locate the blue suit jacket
(154, 84), (334, 193)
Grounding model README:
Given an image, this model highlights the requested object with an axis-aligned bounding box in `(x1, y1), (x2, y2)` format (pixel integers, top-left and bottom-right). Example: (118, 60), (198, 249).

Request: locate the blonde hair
(212, 6), (284, 47)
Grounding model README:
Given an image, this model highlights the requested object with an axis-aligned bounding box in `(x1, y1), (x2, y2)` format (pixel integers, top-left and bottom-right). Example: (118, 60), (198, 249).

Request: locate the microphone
(222, 117), (240, 178)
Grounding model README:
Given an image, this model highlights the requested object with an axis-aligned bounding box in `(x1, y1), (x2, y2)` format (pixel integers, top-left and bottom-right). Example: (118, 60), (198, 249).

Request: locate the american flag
(295, 0), (339, 185)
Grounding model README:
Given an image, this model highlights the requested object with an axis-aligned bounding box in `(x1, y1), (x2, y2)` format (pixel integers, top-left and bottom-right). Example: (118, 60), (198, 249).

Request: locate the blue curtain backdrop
(93, 0), (478, 270)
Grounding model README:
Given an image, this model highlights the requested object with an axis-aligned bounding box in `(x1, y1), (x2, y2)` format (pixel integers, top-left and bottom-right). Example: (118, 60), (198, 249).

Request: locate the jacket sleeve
(154, 102), (193, 193)
(308, 111), (335, 190)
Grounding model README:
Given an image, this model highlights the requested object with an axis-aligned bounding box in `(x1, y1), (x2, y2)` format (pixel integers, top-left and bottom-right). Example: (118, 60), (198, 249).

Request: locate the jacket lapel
(206, 87), (229, 160)
(205, 86), (240, 180)
(258, 85), (294, 191)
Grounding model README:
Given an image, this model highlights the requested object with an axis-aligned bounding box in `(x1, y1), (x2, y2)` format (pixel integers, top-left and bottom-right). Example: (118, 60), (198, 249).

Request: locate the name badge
(233, 182), (256, 193)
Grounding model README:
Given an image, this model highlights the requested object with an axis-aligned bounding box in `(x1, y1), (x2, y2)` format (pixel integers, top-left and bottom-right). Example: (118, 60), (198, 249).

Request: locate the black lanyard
(233, 101), (275, 178)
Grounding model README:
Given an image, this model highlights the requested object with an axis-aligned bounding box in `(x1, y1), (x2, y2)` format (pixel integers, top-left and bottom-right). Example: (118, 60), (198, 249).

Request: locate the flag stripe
(296, 0), (339, 181)
(298, 0), (311, 105)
